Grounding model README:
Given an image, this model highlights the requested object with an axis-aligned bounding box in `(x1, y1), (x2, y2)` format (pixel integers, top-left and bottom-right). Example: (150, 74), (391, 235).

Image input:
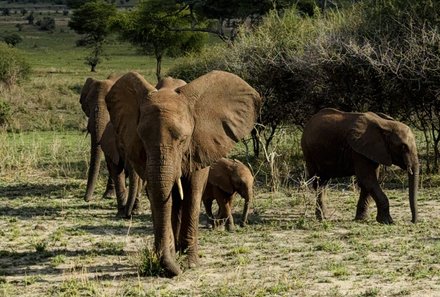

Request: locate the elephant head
(105, 71), (261, 276)
(348, 112), (419, 223)
(79, 75), (118, 201)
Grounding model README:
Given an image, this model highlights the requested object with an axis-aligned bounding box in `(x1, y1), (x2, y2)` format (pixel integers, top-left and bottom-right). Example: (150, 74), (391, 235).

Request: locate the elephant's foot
(84, 193), (93, 202)
(116, 207), (126, 218)
(131, 198), (142, 215)
(225, 222), (235, 232)
(240, 221), (247, 228)
(185, 252), (199, 269)
(354, 211), (369, 221)
(161, 257), (182, 277)
(102, 188), (115, 199)
(376, 213), (394, 224)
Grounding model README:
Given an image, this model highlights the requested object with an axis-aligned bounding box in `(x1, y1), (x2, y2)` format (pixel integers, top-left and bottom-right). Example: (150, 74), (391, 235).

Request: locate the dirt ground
(1, 169), (439, 297)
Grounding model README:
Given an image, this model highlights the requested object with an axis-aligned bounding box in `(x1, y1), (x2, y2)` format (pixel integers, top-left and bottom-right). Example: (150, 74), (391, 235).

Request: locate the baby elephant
(202, 158), (254, 231)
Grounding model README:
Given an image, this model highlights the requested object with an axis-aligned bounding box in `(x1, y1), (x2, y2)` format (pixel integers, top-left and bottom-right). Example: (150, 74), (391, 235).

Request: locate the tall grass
(0, 131), (90, 181)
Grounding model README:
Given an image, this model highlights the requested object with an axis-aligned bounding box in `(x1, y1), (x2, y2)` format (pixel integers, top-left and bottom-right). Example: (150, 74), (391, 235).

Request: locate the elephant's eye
(179, 136), (188, 145)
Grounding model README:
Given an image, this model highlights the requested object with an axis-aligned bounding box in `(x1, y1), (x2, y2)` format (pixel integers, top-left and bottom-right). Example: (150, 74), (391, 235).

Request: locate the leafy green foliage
(114, 0), (207, 80)
(68, 0), (117, 71)
(3, 33), (23, 47)
(170, 1), (440, 165)
(0, 100), (11, 127)
(0, 43), (31, 87)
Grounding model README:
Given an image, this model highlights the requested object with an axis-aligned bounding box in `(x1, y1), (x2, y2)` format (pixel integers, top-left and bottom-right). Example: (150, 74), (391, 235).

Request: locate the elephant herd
(79, 71), (418, 277)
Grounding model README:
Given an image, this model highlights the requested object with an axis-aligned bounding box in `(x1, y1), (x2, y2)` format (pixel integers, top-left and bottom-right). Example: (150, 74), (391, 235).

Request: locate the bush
(0, 100), (11, 127)
(3, 33), (23, 47)
(36, 17), (56, 31)
(0, 43), (31, 87)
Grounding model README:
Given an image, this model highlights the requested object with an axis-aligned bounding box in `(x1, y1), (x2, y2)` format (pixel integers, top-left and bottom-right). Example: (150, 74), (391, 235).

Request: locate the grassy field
(1, 9), (440, 297)
(0, 12), (172, 132)
(1, 132), (440, 297)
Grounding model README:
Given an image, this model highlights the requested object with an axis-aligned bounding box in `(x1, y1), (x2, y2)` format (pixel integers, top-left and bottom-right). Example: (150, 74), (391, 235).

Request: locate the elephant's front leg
(354, 186), (373, 221)
(354, 157), (393, 224)
(355, 167), (379, 221)
(224, 195), (235, 232)
(179, 167), (209, 269)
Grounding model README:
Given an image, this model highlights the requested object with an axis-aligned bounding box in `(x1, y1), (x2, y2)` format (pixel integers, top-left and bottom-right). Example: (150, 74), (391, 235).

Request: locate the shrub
(3, 33), (23, 47)
(0, 100), (11, 127)
(0, 43), (31, 87)
(36, 17), (56, 31)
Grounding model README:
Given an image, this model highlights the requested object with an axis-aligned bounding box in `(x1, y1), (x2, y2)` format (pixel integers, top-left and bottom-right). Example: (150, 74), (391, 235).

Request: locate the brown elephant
(301, 108), (419, 224)
(79, 75), (142, 217)
(79, 75), (118, 202)
(202, 158), (254, 231)
(105, 71), (261, 277)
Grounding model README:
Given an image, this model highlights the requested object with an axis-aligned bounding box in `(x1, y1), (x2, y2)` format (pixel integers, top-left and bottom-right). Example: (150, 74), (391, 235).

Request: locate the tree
(36, 17), (56, 31)
(115, 0), (206, 81)
(176, 0), (301, 43)
(68, 0), (117, 72)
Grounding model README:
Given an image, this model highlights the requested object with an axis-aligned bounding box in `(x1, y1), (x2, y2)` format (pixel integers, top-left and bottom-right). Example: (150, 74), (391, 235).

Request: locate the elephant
(79, 75), (118, 202)
(79, 75), (142, 217)
(202, 158), (254, 231)
(105, 71), (261, 277)
(301, 108), (419, 224)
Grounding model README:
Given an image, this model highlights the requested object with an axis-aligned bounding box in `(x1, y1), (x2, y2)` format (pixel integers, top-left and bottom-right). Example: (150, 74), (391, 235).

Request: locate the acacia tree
(115, 0), (206, 81)
(68, 0), (117, 72)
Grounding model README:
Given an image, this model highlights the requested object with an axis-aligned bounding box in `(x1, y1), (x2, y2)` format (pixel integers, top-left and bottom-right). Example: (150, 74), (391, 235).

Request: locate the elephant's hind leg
(202, 184), (215, 228)
(103, 175), (115, 199)
(107, 159), (127, 217)
(225, 195), (235, 232)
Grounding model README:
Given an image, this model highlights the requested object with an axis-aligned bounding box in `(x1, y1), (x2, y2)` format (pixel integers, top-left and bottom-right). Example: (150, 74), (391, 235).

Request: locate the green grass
(0, 13), (177, 132)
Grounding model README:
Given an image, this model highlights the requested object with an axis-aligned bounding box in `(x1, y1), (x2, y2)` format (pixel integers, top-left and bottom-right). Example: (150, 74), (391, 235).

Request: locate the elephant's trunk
(146, 164), (181, 277)
(84, 136), (102, 202)
(408, 163), (419, 223)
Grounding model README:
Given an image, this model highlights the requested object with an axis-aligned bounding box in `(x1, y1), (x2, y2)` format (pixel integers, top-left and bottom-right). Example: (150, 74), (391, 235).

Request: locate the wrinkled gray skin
(202, 158), (254, 231)
(106, 71), (261, 277)
(80, 75), (142, 217)
(301, 108), (419, 224)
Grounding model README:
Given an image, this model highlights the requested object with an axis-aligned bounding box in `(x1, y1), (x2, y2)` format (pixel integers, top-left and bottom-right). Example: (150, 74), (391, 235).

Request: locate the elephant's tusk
(177, 178), (184, 200)
(408, 167), (413, 175)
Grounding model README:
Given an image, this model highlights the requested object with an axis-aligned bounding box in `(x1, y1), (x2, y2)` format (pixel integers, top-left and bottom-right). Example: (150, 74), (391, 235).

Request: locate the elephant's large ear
(348, 114), (392, 166)
(178, 70), (262, 169)
(79, 77), (95, 117)
(105, 72), (157, 177)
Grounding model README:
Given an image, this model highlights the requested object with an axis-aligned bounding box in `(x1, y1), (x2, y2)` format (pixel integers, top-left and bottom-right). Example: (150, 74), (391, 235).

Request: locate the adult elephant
(301, 108), (418, 224)
(80, 75), (142, 217)
(105, 71), (261, 277)
(79, 75), (118, 202)
(202, 158), (254, 231)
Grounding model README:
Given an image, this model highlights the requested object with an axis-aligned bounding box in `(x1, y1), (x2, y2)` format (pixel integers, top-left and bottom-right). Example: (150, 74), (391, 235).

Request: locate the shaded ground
(1, 172), (439, 297)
